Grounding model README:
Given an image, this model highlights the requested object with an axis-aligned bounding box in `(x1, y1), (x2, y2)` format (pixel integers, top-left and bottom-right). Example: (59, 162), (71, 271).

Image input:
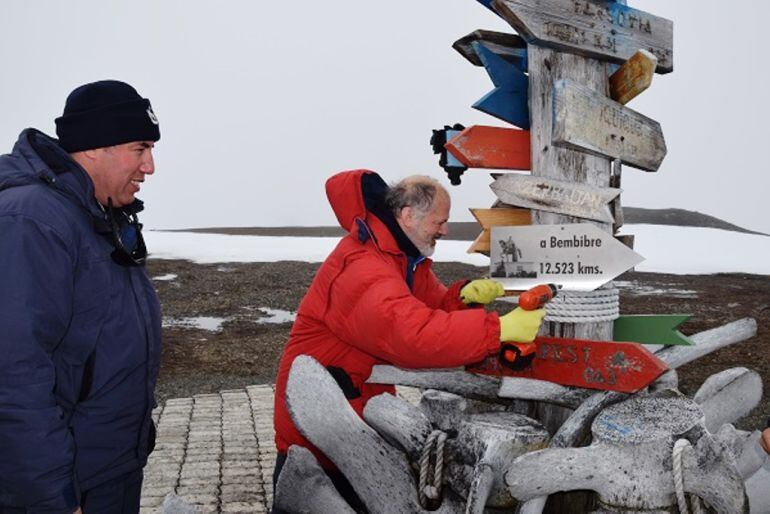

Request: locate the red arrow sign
(445, 125), (531, 170)
(467, 336), (668, 393)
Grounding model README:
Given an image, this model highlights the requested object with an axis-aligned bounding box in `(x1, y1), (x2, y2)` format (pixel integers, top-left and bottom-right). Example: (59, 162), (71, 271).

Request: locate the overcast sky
(1, 1), (767, 233)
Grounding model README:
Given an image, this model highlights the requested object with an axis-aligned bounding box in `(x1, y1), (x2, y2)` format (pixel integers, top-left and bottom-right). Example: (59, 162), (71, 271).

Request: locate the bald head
(385, 175), (449, 219)
(386, 175), (450, 256)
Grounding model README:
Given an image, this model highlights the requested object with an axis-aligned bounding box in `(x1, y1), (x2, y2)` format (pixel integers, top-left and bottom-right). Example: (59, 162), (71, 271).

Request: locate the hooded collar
(326, 169), (421, 259)
(361, 172), (421, 259)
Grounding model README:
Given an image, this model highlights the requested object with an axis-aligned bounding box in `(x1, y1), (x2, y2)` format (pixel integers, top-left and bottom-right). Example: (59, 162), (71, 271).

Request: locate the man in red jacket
(272, 170), (544, 512)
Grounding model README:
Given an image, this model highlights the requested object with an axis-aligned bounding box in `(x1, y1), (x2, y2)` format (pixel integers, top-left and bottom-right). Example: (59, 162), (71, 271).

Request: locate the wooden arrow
(453, 30), (528, 71)
(467, 336), (669, 393)
(472, 42), (530, 129)
(491, 174), (620, 223)
(614, 315), (693, 346)
(445, 125), (531, 170)
(552, 79), (667, 171)
(468, 207), (532, 254)
(609, 49), (657, 105)
(491, 0), (673, 73)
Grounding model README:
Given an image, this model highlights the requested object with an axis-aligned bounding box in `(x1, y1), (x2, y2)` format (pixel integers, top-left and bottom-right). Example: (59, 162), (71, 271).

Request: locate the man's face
(88, 141), (155, 207)
(399, 193), (450, 257)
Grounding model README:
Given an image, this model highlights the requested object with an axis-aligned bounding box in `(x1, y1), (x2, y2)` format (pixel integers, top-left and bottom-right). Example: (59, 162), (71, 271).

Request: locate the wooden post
(526, 45), (613, 413)
(524, 44), (615, 514)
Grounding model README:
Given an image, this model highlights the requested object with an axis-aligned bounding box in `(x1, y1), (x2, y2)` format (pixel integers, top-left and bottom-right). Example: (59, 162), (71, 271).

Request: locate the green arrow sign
(614, 315), (693, 346)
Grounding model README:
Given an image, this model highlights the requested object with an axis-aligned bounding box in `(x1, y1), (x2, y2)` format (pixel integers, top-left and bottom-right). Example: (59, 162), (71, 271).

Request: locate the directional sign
(491, 0), (673, 73)
(453, 30), (528, 71)
(609, 49), (657, 105)
(445, 125), (531, 170)
(614, 315), (693, 346)
(552, 79), (667, 171)
(468, 207), (532, 254)
(489, 223), (644, 291)
(467, 336), (669, 393)
(472, 42), (530, 129)
(491, 174), (620, 223)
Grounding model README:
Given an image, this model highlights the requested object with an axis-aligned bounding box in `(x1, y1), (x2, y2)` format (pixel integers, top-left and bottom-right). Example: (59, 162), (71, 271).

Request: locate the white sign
(490, 223), (644, 291)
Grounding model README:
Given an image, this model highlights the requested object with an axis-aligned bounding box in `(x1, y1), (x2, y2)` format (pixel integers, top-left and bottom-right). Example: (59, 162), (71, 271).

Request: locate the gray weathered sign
(491, 174), (620, 223)
(490, 223), (644, 291)
(491, 0), (673, 73)
(552, 79), (667, 171)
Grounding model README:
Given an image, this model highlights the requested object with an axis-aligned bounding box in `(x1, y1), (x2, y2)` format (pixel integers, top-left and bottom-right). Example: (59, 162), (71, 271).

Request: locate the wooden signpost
(453, 30), (527, 70)
(609, 49), (657, 105)
(468, 207), (531, 254)
(424, 0), (678, 509)
(490, 223), (644, 291)
(467, 336), (669, 393)
(490, 173), (620, 223)
(614, 314), (694, 346)
(491, 0), (674, 73)
(445, 125), (531, 170)
(472, 42), (529, 129)
(552, 78), (667, 171)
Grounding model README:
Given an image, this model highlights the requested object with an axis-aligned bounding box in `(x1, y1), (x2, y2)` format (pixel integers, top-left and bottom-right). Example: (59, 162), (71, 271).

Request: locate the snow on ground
(163, 308), (297, 332)
(144, 224), (770, 276)
(617, 224), (769, 275)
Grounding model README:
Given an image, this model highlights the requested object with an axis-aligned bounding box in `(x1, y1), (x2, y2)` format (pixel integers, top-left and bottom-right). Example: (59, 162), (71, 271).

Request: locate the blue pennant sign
(472, 42), (529, 129)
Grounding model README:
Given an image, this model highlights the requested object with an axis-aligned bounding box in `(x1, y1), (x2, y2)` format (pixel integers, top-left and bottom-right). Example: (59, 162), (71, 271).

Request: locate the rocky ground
(148, 258), (770, 432)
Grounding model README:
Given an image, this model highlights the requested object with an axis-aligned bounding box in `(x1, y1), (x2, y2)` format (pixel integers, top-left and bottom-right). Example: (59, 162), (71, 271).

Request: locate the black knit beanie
(55, 80), (160, 152)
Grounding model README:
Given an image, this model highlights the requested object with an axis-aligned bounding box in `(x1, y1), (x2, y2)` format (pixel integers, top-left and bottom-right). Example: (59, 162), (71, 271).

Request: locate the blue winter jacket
(0, 129), (162, 512)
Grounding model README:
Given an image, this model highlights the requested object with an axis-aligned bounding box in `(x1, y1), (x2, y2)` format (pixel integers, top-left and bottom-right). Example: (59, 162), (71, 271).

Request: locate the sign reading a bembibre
(490, 223), (643, 291)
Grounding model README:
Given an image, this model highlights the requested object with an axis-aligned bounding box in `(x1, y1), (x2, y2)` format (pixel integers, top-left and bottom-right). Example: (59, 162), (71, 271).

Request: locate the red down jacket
(273, 169), (501, 467)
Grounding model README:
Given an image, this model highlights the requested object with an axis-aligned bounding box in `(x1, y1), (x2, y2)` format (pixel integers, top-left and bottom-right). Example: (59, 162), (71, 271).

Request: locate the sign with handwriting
(468, 335), (668, 393)
(492, 0), (673, 73)
(491, 174), (620, 223)
(553, 79), (667, 171)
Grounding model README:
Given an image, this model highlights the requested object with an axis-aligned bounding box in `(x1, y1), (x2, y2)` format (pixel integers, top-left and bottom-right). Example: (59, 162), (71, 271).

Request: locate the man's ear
(80, 148), (101, 162)
(398, 206), (415, 229)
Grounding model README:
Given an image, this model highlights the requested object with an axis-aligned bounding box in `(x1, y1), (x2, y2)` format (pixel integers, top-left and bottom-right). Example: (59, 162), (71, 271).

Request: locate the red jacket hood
(325, 169), (373, 233)
(326, 169), (424, 259)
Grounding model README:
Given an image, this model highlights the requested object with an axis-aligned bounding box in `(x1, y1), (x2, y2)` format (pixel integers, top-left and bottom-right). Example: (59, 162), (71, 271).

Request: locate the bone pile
(275, 318), (769, 513)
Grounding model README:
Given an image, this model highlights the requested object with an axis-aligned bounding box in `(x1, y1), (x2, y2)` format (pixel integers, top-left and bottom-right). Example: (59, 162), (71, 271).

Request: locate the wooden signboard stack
(431, 0), (678, 469)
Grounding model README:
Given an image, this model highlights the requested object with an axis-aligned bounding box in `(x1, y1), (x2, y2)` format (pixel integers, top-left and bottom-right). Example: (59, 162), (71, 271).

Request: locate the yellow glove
(460, 279), (505, 305)
(499, 307), (546, 342)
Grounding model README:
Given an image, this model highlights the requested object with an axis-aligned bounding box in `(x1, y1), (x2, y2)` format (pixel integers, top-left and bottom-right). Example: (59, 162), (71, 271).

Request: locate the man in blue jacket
(0, 80), (162, 513)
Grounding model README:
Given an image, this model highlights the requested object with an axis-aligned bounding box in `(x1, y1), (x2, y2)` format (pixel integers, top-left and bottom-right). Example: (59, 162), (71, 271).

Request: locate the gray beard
(417, 241), (435, 257)
(407, 233), (435, 257)
(399, 219), (435, 257)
